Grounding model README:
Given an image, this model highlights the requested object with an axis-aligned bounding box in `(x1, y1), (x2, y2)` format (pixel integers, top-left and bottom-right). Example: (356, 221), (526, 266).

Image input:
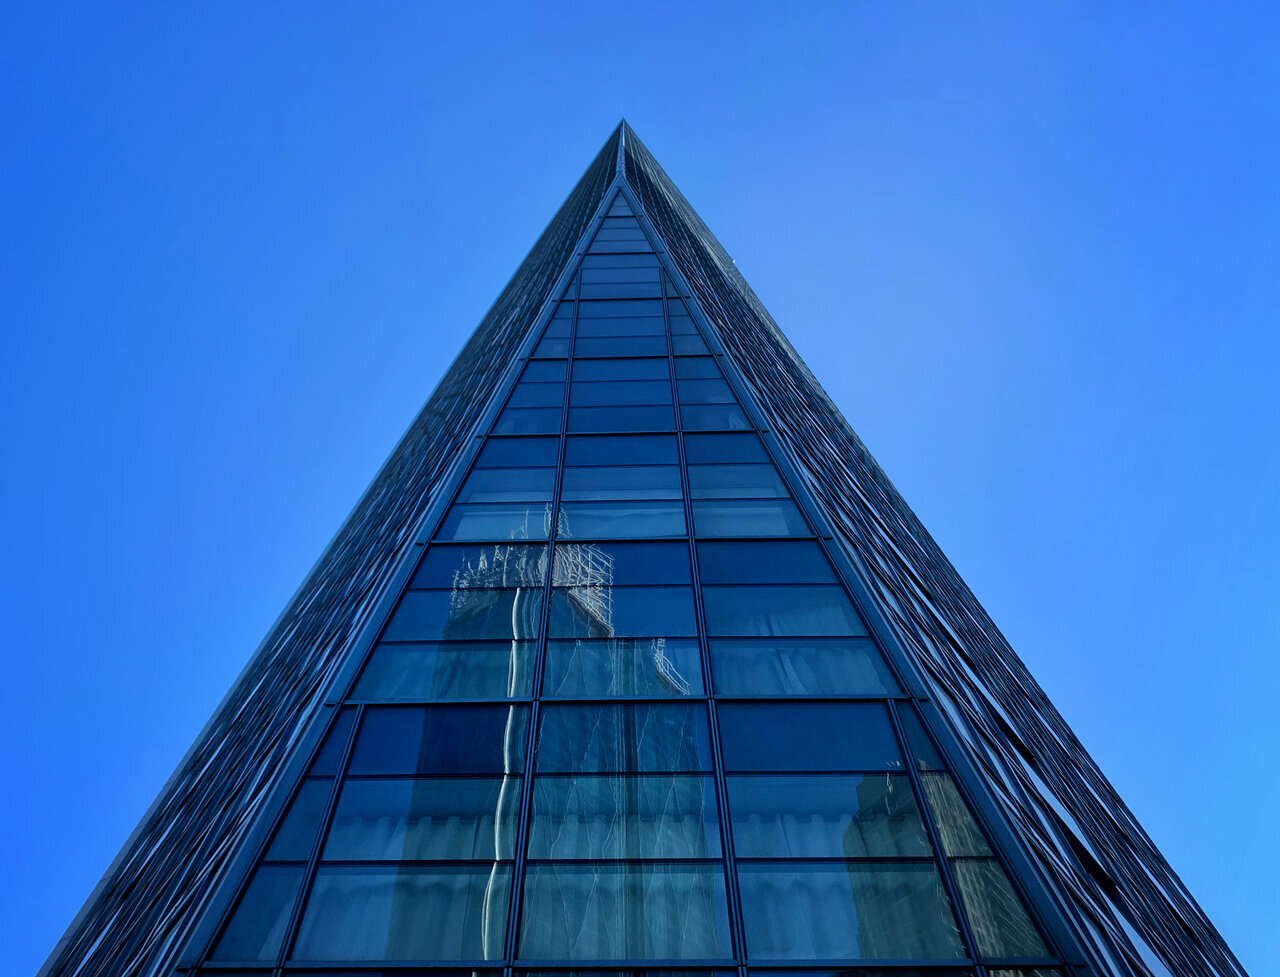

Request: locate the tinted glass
(384, 589), (542, 642)
(710, 638), (899, 697)
(702, 586), (865, 636)
(475, 437), (558, 468)
(411, 544), (547, 589)
(210, 866), (304, 961)
(548, 587), (697, 637)
(493, 407), (561, 435)
(347, 706), (530, 775)
(436, 503), (552, 541)
(553, 541), (691, 585)
(557, 502), (685, 538)
(536, 703), (714, 773)
(692, 500), (809, 537)
(564, 434), (678, 466)
(681, 404), (753, 431)
(560, 465), (682, 500)
(265, 779), (332, 860)
(456, 468), (555, 503)
(543, 639), (704, 697)
(717, 703), (901, 772)
(354, 641), (535, 700)
(684, 433), (769, 464)
(570, 381), (672, 405)
(697, 541), (835, 583)
(567, 405), (675, 433)
(572, 357), (669, 381)
(689, 464), (789, 498)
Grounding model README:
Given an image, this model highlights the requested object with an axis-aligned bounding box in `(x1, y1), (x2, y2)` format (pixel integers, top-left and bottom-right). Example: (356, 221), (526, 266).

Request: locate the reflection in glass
(293, 864), (511, 961)
(736, 861), (963, 960)
(265, 779), (332, 860)
(348, 706), (529, 776)
(709, 638), (898, 697)
(951, 859), (1049, 958)
(549, 587), (697, 638)
(543, 639), (703, 697)
(383, 589), (542, 642)
(355, 641), (534, 700)
(436, 503), (552, 541)
(718, 702), (901, 772)
(560, 466), (682, 500)
(702, 586), (865, 637)
(518, 862), (731, 960)
(411, 544), (547, 590)
(920, 772), (992, 857)
(688, 464), (789, 499)
(692, 500), (809, 537)
(727, 774), (930, 858)
(557, 502), (685, 539)
(210, 865), (304, 961)
(536, 703), (713, 773)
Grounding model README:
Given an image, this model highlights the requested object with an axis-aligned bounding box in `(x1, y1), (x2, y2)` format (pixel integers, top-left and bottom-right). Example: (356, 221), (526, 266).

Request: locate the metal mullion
(888, 698), (990, 977)
(502, 263), (580, 974)
(276, 703), (364, 965)
(662, 264), (749, 973)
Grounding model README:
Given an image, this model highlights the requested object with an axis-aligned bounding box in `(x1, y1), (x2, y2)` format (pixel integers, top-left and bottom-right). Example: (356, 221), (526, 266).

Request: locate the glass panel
(475, 437), (559, 468)
(581, 253), (660, 268)
(570, 381), (672, 406)
(436, 503), (552, 541)
(554, 542), (691, 586)
(457, 468), (555, 503)
(674, 357), (720, 378)
(324, 777), (522, 860)
(521, 360), (567, 382)
(677, 379), (735, 404)
(527, 774), (720, 858)
(692, 500), (809, 537)
(383, 589), (543, 642)
(572, 357), (669, 381)
(548, 587), (697, 638)
(411, 544), (547, 589)
(689, 464), (789, 499)
(702, 586), (866, 637)
(681, 405), (752, 431)
(558, 502), (685, 539)
(575, 336), (667, 357)
(717, 703), (901, 772)
(518, 862), (731, 960)
(726, 774), (930, 857)
(698, 541), (834, 583)
(565, 435), (678, 466)
(293, 864), (511, 960)
(265, 778), (332, 860)
(579, 299), (663, 318)
(536, 703), (714, 773)
(533, 337), (570, 358)
(582, 266), (661, 285)
(580, 281), (663, 300)
(309, 707), (356, 775)
(709, 638), (899, 696)
(684, 433), (769, 464)
(561, 466), (682, 501)
(354, 641), (535, 700)
(672, 333), (709, 354)
(899, 708), (946, 771)
(544, 639), (704, 697)
(507, 383), (565, 408)
(920, 773), (993, 857)
(951, 858), (1049, 958)
(493, 407), (561, 435)
(568, 406), (675, 433)
(210, 865), (304, 961)
(348, 705), (529, 775)
(576, 317), (666, 338)
(736, 861), (964, 960)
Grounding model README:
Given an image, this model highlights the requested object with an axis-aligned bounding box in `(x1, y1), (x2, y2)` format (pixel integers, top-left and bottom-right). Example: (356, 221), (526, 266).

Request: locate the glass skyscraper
(41, 123), (1245, 977)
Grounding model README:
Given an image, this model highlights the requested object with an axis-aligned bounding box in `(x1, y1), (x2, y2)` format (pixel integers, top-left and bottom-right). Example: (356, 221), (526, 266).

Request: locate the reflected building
(41, 123), (1246, 977)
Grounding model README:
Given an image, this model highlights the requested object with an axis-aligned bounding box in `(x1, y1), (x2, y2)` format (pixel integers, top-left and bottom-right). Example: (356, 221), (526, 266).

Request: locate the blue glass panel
(553, 541), (691, 585)
(293, 864), (512, 961)
(561, 465), (682, 500)
(681, 405), (752, 431)
(717, 703), (901, 772)
(535, 703), (714, 773)
(674, 356), (721, 378)
(348, 705), (530, 775)
(697, 541), (835, 583)
(506, 382), (565, 408)
(533, 337), (570, 358)
(579, 281), (663, 300)
(581, 263), (659, 281)
(684, 433), (769, 464)
(493, 407), (561, 435)
(548, 586), (697, 638)
(575, 336), (667, 357)
(726, 773), (930, 857)
(709, 638), (899, 696)
(456, 468), (555, 503)
(521, 359), (567, 382)
(210, 865), (304, 961)
(576, 316), (666, 337)
(265, 778), (331, 860)
(568, 405), (675, 433)
(564, 434), (678, 466)
(951, 859), (1049, 958)
(570, 381), (672, 406)
(543, 638), (704, 697)
(558, 502), (685, 538)
(579, 299), (663, 317)
(308, 707), (356, 775)
(899, 709), (946, 771)
(581, 252), (660, 268)
(702, 585), (866, 636)
(354, 641), (535, 700)
(475, 436), (559, 468)
(736, 861), (963, 960)
(677, 379), (736, 404)
(571, 357), (669, 381)
(436, 503), (552, 541)
(383, 589), (543, 642)
(672, 333), (708, 354)
(689, 464), (789, 498)
(692, 500), (809, 537)
(411, 544), (547, 589)
(919, 773), (992, 857)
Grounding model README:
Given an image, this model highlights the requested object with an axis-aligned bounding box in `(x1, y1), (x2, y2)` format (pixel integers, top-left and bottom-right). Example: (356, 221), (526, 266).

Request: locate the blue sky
(3, 3), (1276, 973)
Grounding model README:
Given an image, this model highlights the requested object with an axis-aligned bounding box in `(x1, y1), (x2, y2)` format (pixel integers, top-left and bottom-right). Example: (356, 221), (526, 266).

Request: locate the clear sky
(3, 4), (1276, 974)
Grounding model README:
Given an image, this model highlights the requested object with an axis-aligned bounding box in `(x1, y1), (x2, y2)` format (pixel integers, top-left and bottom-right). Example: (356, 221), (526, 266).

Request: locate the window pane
(384, 589), (542, 642)
(347, 705), (530, 775)
(457, 468), (555, 503)
(572, 357), (669, 381)
(324, 777), (522, 860)
(507, 382), (565, 408)
(920, 773), (993, 857)
(736, 861), (964, 960)
(543, 317), (571, 339)
(553, 541), (691, 586)
(558, 502), (685, 539)
(681, 405), (752, 431)
(308, 707), (355, 775)
(568, 406), (675, 433)
(727, 774), (930, 858)
(533, 337), (570, 358)
(580, 299), (663, 318)
(702, 586), (866, 637)
(354, 641), (535, 700)
(436, 503), (552, 541)
(693, 500), (809, 537)
(548, 586), (697, 638)
(717, 703), (901, 772)
(581, 268), (660, 286)
(684, 433), (769, 464)
(521, 360), (567, 382)
(565, 434), (678, 466)
(574, 336), (667, 357)
(518, 863), (731, 960)
(265, 778), (332, 860)
(580, 281), (663, 299)
(293, 865), (511, 960)
(493, 407), (561, 435)
(570, 381), (672, 406)
(689, 464), (789, 498)
(576, 317), (666, 338)
(412, 544), (548, 589)
(544, 639), (703, 697)
(675, 357), (721, 378)
(536, 703), (713, 773)
(951, 859), (1049, 958)
(210, 866), (304, 961)
(899, 709), (946, 771)
(581, 252), (659, 268)
(677, 379), (735, 404)
(561, 465), (682, 501)
(528, 774), (720, 858)
(672, 333), (709, 354)
(697, 541), (834, 583)
(709, 638), (899, 697)
(475, 437), (558, 468)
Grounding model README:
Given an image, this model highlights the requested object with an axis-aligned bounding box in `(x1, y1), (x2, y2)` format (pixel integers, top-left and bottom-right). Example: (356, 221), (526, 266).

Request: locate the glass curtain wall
(195, 193), (1061, 977)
